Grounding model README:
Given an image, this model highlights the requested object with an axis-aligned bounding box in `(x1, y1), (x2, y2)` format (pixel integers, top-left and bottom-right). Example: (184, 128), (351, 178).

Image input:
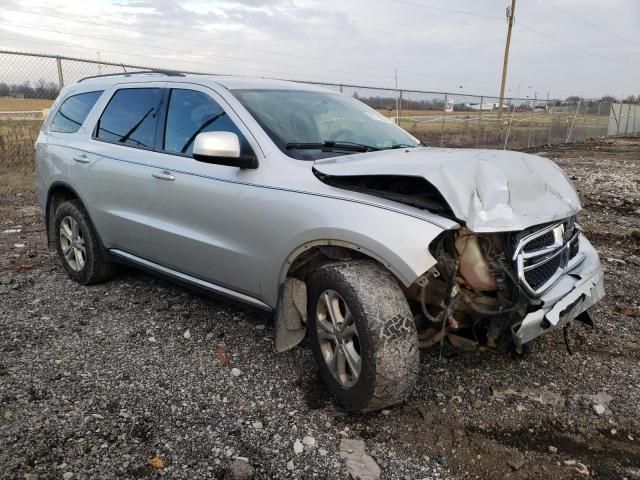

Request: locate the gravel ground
(1, 138), (639, 480)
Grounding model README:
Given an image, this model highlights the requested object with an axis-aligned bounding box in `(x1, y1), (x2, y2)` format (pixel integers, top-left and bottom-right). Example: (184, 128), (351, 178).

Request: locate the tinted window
(164, 89), (252, 156)
(49, 91), (102, 133)
(96, 88), (162, 148)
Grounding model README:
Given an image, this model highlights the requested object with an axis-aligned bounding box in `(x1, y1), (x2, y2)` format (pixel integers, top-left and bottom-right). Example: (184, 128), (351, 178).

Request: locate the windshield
(231, 88), (421, 160)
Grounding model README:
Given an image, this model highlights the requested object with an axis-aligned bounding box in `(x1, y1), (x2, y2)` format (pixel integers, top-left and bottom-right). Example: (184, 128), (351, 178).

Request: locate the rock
(319, 448), (328, 456)
(626, 467), (640, 479)
(230, 368), (242, 377)
(63, 473), (74, 480)
(593, 404), (606, 415)
(548, 445), (558, 453)
(492, 386), (564, 406)
(302, 436), (316, 448)
(147, 336), (156, 343)
(507, 455), (525, 471)
(339, 438), (381, 480)
(183, 329), (191, 339)
(148, 456), (165, 470)
(293, 439), (304, 455)
(286, 460), (295, 471)
(252, 421), (263, 430)
(224, 458), (255, 480)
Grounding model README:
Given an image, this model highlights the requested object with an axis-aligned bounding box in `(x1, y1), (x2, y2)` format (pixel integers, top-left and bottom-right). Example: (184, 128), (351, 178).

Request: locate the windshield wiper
(385, 143), (419, 149)
(285, 141), (379, 153)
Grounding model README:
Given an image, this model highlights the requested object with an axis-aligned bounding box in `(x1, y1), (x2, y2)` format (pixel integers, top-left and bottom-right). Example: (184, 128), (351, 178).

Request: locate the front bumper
(511, 233), (605, 348)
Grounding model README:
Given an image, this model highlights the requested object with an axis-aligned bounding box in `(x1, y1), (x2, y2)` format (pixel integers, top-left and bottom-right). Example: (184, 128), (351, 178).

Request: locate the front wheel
(307, 260), (419, 412)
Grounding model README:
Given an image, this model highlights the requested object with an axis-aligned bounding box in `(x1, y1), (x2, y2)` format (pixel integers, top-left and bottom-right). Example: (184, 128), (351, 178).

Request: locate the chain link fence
(1, 49), (639, 157)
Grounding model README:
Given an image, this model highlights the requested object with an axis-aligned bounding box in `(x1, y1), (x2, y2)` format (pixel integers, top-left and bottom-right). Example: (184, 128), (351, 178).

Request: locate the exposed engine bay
(311, 171), (596, 353)
(403, 215), (592, 354)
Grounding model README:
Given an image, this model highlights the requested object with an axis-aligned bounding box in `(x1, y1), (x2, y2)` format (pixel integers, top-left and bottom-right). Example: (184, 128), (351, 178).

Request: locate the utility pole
(498, 0), (516, 123)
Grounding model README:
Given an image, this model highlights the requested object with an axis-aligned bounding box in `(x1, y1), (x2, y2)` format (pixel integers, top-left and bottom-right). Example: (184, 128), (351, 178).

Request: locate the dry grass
(0, 97), (53, 112)
(0, 120), (41, 194)
(375, 109), (608, 148)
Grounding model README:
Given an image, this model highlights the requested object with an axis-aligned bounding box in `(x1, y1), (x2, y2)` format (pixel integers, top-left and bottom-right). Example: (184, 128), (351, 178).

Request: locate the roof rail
(78, 70), (186, 83)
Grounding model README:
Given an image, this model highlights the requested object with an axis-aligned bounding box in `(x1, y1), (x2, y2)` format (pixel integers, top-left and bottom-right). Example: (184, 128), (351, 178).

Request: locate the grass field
(0, 120), (40, 194)
(378, 108), (609, 148)
(0, 101), (614, 195)
(0, 97), (53, 112)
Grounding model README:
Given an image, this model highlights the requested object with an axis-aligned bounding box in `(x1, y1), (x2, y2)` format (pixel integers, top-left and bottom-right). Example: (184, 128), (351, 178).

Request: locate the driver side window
(163, 89), (252, 156)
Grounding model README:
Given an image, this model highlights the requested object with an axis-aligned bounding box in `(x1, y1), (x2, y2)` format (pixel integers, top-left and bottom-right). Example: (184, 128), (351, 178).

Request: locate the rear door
(143, 83), (265, 298)
(72, 83), (165, 257)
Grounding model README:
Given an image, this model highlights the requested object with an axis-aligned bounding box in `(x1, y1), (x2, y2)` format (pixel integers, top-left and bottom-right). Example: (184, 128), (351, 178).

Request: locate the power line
(538, 0), (640, 48)
(0, 8), (427, 76)
(516, 23), (639, 67)
(0, 34), (390, 86)
(0, 22), (400, 82)
(389, 0), (503, 20)
(389, 0), (639, 67)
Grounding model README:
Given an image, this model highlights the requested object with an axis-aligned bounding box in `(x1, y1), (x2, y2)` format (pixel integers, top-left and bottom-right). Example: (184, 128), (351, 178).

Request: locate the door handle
(73, 155), (91, 164)
(152, 170), (175, 181)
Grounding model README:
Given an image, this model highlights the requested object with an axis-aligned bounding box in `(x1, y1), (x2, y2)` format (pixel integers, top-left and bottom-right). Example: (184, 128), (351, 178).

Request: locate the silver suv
(36, 73), (605, 411)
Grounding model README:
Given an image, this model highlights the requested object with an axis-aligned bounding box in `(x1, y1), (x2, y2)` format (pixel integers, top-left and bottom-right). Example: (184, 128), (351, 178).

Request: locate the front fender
(260, 191), (454, 307)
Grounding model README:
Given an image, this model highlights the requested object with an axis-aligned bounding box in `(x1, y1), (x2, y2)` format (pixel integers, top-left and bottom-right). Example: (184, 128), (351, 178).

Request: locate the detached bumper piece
(511, 233), (605, 349)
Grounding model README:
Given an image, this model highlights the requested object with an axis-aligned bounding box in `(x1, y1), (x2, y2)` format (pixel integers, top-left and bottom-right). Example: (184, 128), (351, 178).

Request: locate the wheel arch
(278, 238), (409, 288)
(272, 234), (440, 353)
(44, 181), (86, 249)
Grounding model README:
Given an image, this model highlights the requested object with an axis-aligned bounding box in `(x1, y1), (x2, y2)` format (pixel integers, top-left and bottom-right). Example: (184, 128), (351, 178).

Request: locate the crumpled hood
(313, 147), (581, 232)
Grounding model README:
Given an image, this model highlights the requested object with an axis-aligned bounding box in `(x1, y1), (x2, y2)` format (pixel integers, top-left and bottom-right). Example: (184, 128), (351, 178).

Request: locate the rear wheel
(54, 200), (115, 285)
(307, 260), (419, 411)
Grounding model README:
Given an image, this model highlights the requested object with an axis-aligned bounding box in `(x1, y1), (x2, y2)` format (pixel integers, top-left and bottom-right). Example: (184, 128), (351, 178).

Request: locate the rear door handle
(73, 154), (91, 164)
(152, 170), (175, 181)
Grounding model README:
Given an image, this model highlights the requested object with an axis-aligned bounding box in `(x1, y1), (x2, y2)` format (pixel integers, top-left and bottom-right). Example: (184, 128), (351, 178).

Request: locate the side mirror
(192, 131), (258, 169)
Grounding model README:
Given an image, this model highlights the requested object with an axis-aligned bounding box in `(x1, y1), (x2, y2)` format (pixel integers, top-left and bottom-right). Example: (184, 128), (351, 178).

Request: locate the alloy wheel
(59, 216), (86, 272)
(315, 289), (362, 388)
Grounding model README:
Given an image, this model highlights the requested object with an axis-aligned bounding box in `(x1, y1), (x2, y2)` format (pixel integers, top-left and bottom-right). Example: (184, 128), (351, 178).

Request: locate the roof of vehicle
(71, 73), (332, 93)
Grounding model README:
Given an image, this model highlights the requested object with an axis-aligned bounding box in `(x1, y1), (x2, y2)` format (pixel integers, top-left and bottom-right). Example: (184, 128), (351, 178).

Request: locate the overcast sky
(1, 0), (639, 99)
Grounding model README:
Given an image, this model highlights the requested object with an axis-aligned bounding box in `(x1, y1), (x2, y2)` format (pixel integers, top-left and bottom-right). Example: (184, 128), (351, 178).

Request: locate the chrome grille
(513, 218), (584, 296)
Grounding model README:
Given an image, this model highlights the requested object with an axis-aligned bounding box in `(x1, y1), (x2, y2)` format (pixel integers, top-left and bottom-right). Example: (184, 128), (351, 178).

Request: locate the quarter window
(49, 91), (103, 133)
(164, 89), (252, 156)
(95, 88), (163, 148)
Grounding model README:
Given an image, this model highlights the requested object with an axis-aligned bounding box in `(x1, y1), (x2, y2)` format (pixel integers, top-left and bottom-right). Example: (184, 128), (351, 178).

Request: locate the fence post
(440, 93), (447, 148)
(339, 84), (343, 93)
(624, 102), (632, 134)
(527, 96), (536, 148)
(593, 102), (601, 138)
(56, 56), (64, 89)
(565, 99), (581, 143)
(633, 102), (638, 135)
(476, 95), (483, 148)
(546, 94), (553, 146)
(504, 104), (516, 150)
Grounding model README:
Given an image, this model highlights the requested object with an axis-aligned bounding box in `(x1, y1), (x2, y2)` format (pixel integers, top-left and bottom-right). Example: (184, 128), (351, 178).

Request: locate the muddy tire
(54, 199), (115, 285)
(307, 260), (419, 412)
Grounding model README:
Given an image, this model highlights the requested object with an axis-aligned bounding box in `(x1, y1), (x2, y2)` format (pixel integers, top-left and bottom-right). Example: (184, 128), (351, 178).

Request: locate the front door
(144, 84), (265, 299)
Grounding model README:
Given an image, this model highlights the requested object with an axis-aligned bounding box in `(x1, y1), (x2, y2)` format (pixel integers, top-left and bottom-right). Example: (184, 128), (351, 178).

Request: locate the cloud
(0, 0), (638, 97)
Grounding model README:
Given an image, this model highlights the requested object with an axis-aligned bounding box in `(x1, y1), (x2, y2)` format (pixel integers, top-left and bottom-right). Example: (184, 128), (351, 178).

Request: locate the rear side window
(163, 89), (252, 156)
(95, 88), (163, 148)
(49, 91), (103, 133)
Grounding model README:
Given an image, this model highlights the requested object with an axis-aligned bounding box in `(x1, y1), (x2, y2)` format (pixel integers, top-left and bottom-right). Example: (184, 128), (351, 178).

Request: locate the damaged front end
(407, 217), (604, 352)
(312, 148), (605, 352)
